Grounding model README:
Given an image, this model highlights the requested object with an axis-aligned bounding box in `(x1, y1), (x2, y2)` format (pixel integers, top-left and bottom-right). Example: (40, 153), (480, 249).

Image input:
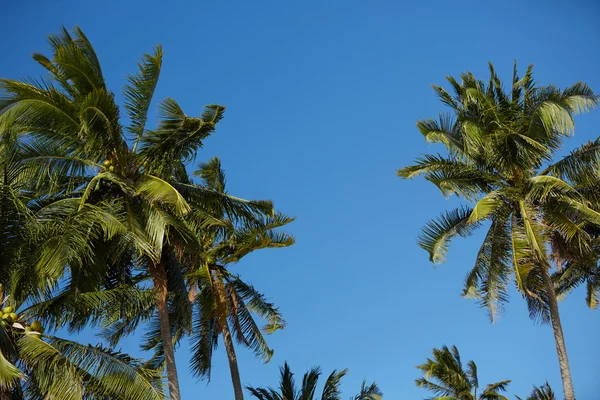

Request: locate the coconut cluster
(103, 159), (116, 172)
(0, 306), (18, 325)
(0, 306), (44, 334)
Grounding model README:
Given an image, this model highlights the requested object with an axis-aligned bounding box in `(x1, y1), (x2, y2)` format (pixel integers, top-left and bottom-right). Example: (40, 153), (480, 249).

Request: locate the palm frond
(418, 207), (478, 264)
(124, 46), (163, 146)
(463, 218), (512, 321)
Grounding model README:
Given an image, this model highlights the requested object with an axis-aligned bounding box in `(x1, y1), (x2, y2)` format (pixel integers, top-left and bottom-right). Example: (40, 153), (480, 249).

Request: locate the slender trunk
(541, 264), (575, 400)
(150, 262), (181, 400)
(221, 321), (244, 400)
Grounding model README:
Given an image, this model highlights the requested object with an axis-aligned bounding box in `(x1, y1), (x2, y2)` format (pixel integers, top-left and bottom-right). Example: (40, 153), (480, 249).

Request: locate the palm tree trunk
(0, 387), (11, 400)
(541, 264), (575, 400)
(150, 261), (181, 400)
(221, 322), (244, 400)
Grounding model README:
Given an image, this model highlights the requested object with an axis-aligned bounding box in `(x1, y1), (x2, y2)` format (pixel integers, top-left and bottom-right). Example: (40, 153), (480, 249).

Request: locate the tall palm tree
(416, 345), (510, 400)
(152, 157), (293, 400)
(26, 157), (290, 400)
(246, 362), (348, 400)
(0, 26), (271, 399)
(398, 63), (598, 400)
(517, 383), (556, 400)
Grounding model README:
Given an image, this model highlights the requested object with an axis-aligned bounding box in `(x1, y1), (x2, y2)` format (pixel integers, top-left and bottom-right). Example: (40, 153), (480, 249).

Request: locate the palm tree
(246, 362), (348, 400)
(0, 129), (164, 399)
(0, 285), (164, 399)
(24, 157), (289, 400)
(416, 345), (510, 400)
(62, 157), (293, 400)
(0, 26), (272, 399)
(517, 383), (556, 400)
(141, 157), (293, 400)
(398, 62), (598, 400)
(548, 140), (600, 309)
(350, 381), (383, 400)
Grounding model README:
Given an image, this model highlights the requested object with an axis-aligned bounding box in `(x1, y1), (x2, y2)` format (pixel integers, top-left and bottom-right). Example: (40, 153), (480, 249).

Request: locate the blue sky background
(2, 0), (600, 398)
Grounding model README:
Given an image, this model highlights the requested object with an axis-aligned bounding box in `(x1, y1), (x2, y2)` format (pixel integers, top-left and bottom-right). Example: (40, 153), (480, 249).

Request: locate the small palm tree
(247, 363), (382, 400)
(416, 345), (510, 400)
(246, 362), (348, 400)
(350, 381), (383, 400)
(398, 63), (598, 400)
(517, 383), (556, 400)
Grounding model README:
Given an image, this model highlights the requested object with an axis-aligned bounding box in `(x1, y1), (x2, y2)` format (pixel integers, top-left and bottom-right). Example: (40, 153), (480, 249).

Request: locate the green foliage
(0, 24), (298, 399)
(0, 292), (164, 399)
(399, 62), (600, 322)
(247, 362), (380, 400)
(516, 383), (556, 400)
(416, 345), (510, 400)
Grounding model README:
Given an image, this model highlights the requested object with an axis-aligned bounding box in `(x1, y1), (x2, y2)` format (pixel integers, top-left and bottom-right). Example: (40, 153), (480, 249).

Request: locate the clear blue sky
(2, 0), (599, 398)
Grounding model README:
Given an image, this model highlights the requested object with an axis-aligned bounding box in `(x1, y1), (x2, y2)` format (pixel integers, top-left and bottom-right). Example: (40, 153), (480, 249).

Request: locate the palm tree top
(416, 345), (510, 400)
(398, 63), (599, 321)
(517, 382), (556, 400)
(247, 362), (349, 400)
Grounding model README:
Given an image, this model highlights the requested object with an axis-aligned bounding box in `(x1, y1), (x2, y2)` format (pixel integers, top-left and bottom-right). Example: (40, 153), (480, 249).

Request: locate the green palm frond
(0, 345), (23, 388)
(195, 156), (227, 193)
(139, 99), (225, 167)
(135, 174), (191, 215)
(124, 45), (163, 146)
(320, 368), (348, 400)
(517, 382), (556, 400)
(18, 334), (164, 400)
(462, 218), (512, 321)
(416, 346), (510, 400)
(416, 114), (464, 155)
(481, 380), (511, 400)
(248, 362), (350, 400)
(228, 274), (286, 334)
(45, 26), (106, 95)
(299, 367), (321, 400)
(418, 207), (478, 264)
(542, 138), (600, 182)
(350, 380), (383, 400)
(279, 362), (296, 400)
(25, 286), (156, 336)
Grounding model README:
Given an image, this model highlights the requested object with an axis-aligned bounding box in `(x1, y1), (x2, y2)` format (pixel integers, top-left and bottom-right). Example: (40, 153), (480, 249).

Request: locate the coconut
(9, 313), (17, 322)
(30, 321), (42, 332)
(2, 306), (13, 314)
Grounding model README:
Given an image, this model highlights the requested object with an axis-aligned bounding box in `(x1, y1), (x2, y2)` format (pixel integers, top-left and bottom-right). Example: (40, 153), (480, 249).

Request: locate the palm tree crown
(517, 383), (556, 400)
(416, 345), (510, 400)
(247, 363), (381, 400)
